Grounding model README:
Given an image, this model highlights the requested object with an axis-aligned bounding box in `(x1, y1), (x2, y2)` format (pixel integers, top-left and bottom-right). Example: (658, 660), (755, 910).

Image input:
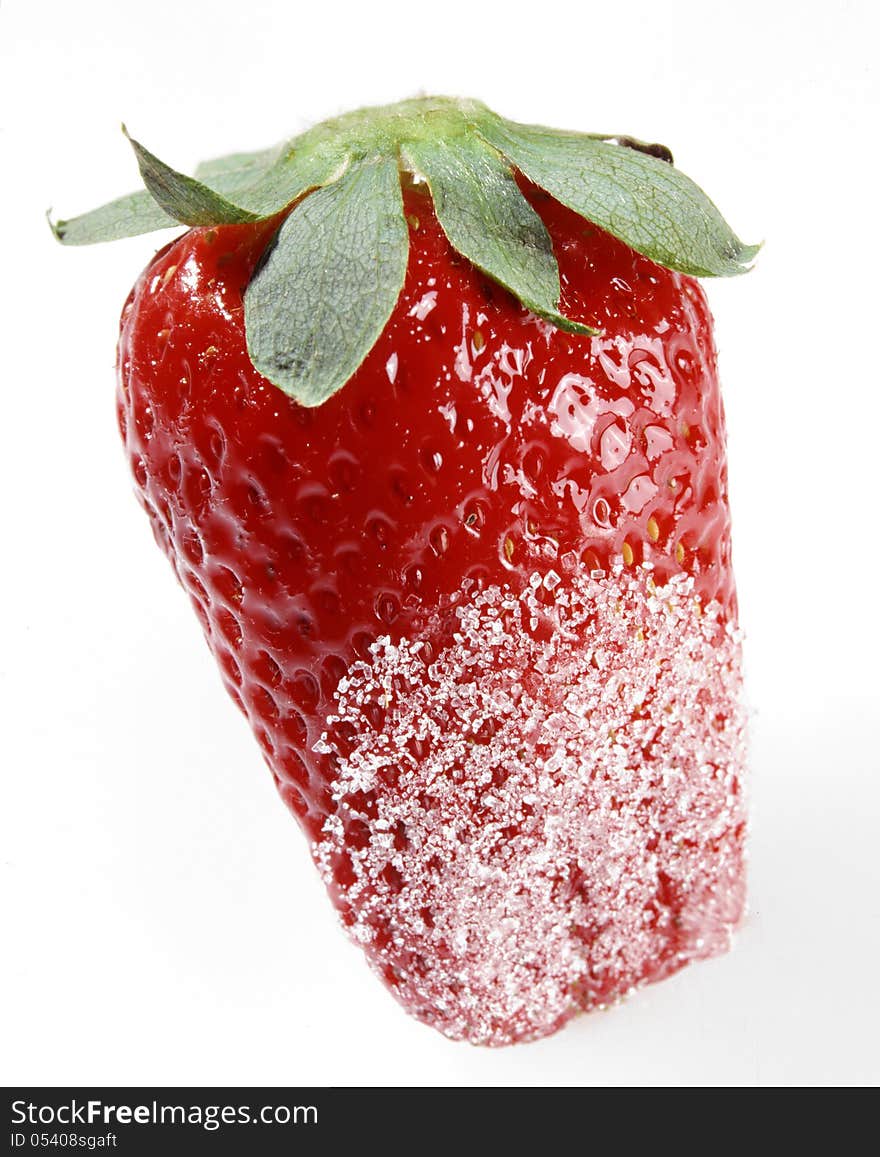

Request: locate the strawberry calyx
(51, 95), (758, 407)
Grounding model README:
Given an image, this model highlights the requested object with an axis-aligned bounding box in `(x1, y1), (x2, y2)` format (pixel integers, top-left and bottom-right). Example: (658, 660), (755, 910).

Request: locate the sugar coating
(313, 567), (746, 1045)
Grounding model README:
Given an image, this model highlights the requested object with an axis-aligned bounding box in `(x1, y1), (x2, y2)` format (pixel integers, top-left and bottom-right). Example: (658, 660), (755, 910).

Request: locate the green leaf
(49, 149), (271, 246)
(244, 156), (409, 407)
(194, 131), (352, 217)
(124, 129), (258, 226)
(194, 145), (283, 194)
(221, 142), (351, 218)
(49, 189), (177, 245)
(403, 132), (595, 335)
(51, 136), (348, 246)
(477, 113), (759, 277)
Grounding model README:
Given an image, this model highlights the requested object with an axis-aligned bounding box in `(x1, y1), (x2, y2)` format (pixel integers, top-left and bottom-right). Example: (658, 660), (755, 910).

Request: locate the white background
(2, 0), (878, 1087)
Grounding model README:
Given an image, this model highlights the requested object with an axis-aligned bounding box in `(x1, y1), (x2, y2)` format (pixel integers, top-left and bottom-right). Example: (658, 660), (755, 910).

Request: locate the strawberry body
(117, 183), (746, 1045)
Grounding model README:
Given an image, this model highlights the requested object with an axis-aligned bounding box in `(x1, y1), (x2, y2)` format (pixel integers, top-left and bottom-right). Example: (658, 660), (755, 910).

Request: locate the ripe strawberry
(54, 98), (756, 1045)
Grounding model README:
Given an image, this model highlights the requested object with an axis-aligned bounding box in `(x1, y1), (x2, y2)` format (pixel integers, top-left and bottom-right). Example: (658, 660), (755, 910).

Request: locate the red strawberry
(54, 98), (756, 1045)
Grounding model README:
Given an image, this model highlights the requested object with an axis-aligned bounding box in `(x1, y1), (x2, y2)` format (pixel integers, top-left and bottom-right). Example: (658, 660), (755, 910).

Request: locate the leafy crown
(52, 96), (758, 407)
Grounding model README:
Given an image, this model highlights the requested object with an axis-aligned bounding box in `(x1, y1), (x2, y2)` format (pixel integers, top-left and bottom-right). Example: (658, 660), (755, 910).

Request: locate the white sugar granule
(313, 567), (746, 1045)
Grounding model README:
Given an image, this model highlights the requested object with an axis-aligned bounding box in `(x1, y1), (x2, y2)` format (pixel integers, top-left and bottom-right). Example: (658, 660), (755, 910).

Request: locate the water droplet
(429, 525), (450, 556)
(375, 593), (400, 624)
(621, 474), (658, 514)
(592, 497), (612, 527)
(599, 421), (632, 470)
(291, 670), (320, 710)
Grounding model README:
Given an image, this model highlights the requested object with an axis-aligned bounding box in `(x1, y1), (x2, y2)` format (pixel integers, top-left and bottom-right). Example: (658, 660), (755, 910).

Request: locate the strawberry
(54, 97), (756, 1045)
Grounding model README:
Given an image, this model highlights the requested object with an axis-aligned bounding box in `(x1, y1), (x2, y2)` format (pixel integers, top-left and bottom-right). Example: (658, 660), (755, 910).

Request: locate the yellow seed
(647, 516), (660, 543)
(473, 329), (485, 351)
(408, 214), (420, 230)
(504, 536), (516, 562)
(680, 421), (690, 438)
(675, 542), (685, 564)
(669, 479), (678, 490)
(622, 541), (634, 566)
(636, 628), (645, 642)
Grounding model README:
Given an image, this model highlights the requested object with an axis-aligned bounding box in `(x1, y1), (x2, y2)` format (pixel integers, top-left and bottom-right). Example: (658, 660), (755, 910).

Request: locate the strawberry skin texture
(117, 183), (746, 1045)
